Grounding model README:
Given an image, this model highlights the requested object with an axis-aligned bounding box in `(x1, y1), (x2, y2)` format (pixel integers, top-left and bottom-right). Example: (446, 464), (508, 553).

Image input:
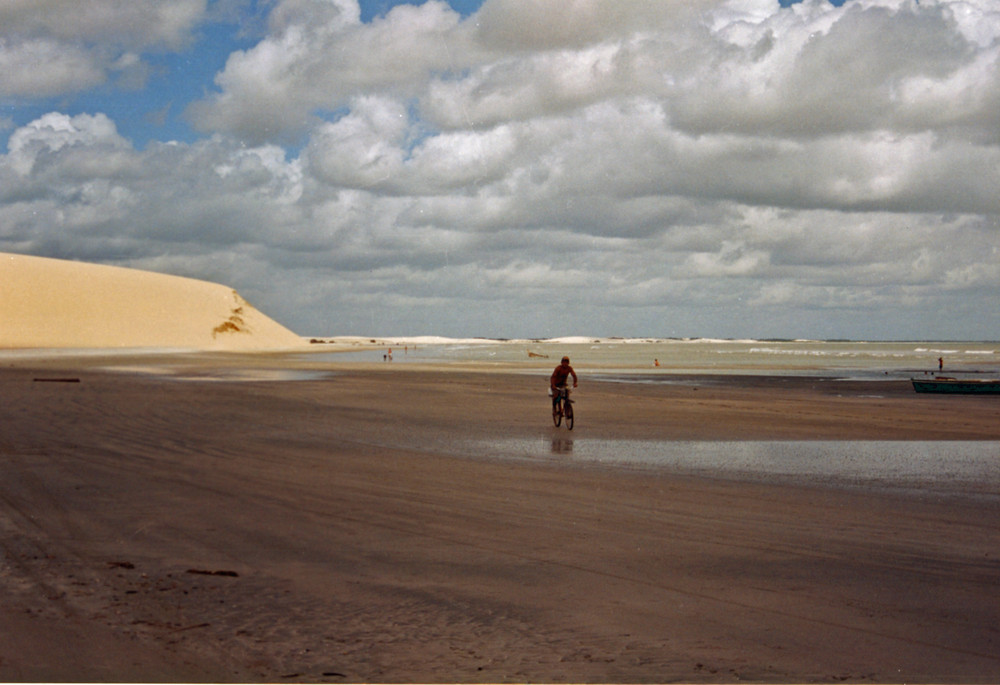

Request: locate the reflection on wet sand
(550, 437), (574, 454)
(487, 438), (1000, 499)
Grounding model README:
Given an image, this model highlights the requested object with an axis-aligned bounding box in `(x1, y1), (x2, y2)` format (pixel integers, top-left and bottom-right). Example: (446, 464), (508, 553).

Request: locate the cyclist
(550, 356), (578, 413)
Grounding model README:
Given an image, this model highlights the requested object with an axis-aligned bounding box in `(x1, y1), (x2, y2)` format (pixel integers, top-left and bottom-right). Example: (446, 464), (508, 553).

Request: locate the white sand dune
(1, 252), (307, 351)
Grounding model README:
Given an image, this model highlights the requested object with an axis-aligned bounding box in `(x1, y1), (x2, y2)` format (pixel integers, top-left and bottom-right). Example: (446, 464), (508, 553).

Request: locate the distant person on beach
(550, 356), (578, 410)
(939, 357), (944, 371)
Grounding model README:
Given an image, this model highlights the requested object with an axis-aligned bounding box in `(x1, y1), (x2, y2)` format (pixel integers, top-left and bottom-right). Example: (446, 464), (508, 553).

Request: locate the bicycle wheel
(564, 400), (574, 430)
(552, 401), (562, 427)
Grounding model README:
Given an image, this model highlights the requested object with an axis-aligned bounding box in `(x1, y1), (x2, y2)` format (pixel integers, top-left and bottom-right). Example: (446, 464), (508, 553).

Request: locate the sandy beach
(2, 360), (999, 682)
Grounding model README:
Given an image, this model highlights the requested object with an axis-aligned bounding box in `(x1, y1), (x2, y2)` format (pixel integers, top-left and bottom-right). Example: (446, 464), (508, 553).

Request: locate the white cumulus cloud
(5, 0), (1000, 339)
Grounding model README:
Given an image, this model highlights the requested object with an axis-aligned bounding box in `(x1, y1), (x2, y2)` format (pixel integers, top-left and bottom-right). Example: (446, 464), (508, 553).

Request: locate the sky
(2, 0), (999, 340)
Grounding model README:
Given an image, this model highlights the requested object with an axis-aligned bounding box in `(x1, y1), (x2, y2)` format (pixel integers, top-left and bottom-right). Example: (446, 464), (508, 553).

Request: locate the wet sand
(2, 363), (999, 682)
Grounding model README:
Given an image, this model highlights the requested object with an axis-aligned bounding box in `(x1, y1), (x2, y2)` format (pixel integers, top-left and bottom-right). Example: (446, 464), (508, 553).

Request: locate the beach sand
(2, 362), (1000, 682)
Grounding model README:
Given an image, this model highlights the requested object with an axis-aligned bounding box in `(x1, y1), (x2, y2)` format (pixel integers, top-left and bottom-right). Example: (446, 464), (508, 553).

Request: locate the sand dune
(1, 252), (306, 350)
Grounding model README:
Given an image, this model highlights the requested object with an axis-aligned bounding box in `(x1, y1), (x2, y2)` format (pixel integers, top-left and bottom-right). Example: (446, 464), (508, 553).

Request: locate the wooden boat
(911, 377), (1000, 394)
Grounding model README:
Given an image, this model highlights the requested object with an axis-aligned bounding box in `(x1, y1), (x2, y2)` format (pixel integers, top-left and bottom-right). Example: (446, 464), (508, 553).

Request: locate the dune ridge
(1, 252), (306, 351)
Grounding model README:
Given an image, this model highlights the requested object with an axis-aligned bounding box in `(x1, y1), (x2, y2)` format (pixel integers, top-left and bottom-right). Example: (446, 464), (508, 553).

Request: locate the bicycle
(551, 386), (574, 430)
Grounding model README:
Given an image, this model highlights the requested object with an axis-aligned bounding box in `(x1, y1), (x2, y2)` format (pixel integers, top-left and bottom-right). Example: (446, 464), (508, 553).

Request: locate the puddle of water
(98, 365), (335, 382)
(165, 369), (335, 382)
(472, 438), (1000, 498)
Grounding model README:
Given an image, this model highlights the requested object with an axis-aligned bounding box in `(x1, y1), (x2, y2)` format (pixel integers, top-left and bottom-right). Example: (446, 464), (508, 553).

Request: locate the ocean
(308, 338), (1000, 380)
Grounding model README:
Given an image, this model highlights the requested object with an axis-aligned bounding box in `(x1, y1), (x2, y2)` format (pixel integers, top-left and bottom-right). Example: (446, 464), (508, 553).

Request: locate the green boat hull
(911, 378), (1000, 394)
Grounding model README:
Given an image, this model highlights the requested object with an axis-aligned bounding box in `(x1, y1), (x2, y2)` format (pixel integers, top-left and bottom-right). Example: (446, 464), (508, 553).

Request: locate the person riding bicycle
(550, 356), (578, 412)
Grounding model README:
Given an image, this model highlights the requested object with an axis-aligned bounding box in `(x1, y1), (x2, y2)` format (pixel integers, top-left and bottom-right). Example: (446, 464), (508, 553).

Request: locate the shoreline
(8, 357), (1000, 440)
(2, 363), (1000, 681)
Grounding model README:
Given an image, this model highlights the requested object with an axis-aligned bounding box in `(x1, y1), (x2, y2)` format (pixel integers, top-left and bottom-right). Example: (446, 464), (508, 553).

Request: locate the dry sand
(1, 252), (306, 350)
(2, 361), (1000, 682)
